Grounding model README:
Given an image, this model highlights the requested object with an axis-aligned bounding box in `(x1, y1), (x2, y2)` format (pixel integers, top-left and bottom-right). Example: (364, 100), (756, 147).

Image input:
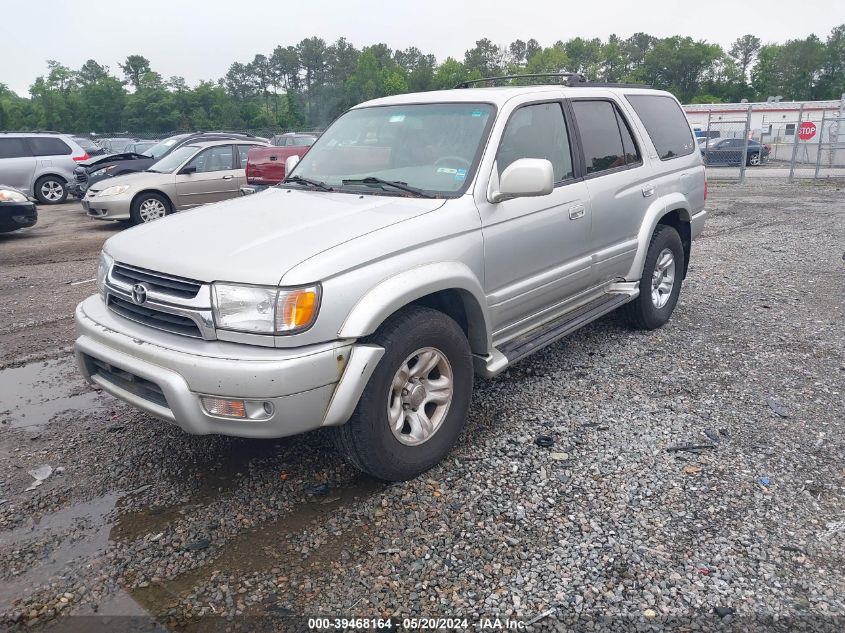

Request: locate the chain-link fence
(694, 102), (845, 182)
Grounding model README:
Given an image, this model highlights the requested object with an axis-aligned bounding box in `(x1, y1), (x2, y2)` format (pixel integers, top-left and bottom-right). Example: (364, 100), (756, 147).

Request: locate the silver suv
(75, 77), (706, 481)
(0, 133), (89, 204)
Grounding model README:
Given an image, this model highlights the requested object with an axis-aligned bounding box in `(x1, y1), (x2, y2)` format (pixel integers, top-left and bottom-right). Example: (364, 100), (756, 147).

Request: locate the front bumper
(74, 295), (382, 438)
(0, 201), (37, 232)
(82, 193), (133, 221)
(68, 180), (88, 198)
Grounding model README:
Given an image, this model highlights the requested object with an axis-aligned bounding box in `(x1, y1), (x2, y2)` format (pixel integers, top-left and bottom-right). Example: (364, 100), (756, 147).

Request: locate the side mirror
(179, 165), (197, 175)
(489, 158), (554, 203)
(284, 155), (300, 175)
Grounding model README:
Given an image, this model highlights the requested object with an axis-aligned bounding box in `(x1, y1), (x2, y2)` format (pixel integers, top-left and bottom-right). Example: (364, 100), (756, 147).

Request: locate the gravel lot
(1, 184), (843, 631)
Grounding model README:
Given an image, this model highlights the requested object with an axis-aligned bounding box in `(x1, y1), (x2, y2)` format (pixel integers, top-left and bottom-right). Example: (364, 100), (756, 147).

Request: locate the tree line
(1, 26), (843, 136)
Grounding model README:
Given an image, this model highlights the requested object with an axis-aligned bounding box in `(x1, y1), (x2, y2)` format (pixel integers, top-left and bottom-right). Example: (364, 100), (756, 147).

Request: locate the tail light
(72, 153), (90, 162)
(764, 144), (771, 151)
(245, 158), (253, 184)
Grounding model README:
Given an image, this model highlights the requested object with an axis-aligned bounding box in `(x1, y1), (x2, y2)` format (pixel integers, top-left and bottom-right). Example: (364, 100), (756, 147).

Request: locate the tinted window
(572, 101), (628, 174)
(626, 94), (695, 160)
(0, 138), (31, 159)
(498, 102), (573, 181)
(27, 137), (72, 157)
(187, 145), (233, 173)
(616, 109), (641, 165)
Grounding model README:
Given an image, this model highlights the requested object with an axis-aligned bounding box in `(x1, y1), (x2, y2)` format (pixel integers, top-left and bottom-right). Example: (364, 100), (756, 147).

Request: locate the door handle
(642, 183), (655, 197)
(222, 175), (234, 180)
(568, 203), (585, 220)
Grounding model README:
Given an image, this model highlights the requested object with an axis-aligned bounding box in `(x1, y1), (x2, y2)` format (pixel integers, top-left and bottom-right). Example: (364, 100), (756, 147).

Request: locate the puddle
(0, 493), (121, 609)
(130, 476), (383, 619)
(0, 358), (107, 429)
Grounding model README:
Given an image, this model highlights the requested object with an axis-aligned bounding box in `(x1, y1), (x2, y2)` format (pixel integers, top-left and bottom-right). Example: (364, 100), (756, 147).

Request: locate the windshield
(148, 145), (198, 173)
(289, 103), (494, 196)
(143, 135), (189, 159)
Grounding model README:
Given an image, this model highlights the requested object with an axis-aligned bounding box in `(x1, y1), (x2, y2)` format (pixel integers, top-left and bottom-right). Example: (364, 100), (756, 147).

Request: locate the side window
(0, 138), (31, 159)
(27, 137), (72, 157)
(616, 109), (641, 165)
(237, 145), (262, 168)
(571, 101), (631, 175)
(625, 94), (695, 160)
(186, 145), (234, 173)
(497, 102), (573, 182)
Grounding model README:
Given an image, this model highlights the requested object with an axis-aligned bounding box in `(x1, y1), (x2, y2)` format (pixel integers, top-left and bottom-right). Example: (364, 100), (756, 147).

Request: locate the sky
(3, 0), (843, 96)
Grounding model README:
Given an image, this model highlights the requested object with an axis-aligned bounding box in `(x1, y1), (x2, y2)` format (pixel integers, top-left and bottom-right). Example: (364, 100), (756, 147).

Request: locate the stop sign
(798, 121), (817, 141)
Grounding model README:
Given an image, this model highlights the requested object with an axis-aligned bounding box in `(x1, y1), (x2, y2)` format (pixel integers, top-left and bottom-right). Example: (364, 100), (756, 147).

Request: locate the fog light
(201, 397), (246, 418)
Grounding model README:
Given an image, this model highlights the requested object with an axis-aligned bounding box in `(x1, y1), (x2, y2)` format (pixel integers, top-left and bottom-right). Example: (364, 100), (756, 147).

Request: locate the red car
(241, 133), (316, 193)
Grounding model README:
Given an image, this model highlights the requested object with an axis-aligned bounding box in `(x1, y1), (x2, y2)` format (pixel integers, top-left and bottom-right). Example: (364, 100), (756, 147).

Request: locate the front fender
(624, 193), (692, 280)
(338, 261), (492, 354)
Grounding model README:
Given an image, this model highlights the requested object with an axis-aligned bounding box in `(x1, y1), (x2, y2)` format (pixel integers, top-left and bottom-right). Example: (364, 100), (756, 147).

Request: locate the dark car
(68, 131), (267, 198)
(72, 137), (107, 157)
(0, 185), (37, 233)
(701, 138), (770, 166)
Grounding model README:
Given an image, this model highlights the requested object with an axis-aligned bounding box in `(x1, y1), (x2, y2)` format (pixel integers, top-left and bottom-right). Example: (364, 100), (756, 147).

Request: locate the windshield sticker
(471, 110), (483, 117)
(455, 168), (468, 181)
(437, 167), (458, 174)
(388, 114), (406, 123)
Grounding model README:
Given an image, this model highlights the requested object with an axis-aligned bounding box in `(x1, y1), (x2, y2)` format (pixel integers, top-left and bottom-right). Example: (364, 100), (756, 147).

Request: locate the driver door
(174, 145), (239, 209)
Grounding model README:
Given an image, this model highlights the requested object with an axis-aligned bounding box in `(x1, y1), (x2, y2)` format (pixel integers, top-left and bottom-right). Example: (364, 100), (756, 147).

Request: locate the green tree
(729, 34), (762, 81)
(119, 55), (152, 90)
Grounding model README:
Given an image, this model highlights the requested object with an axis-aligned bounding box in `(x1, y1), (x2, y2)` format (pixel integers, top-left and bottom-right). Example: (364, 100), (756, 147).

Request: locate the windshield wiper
(341, 176), (434, 198)
(283, 175), (333, 192)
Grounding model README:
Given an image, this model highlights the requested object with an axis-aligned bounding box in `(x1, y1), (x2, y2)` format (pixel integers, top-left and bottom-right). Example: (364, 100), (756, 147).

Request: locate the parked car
(124, 140), (157, 155)
(75, 78), (706, 481)
(239, 141), (313, 195)
(73, 136), (107, 157)
(269, 132), (317, 147)
(702, 138), (770, 166)
(99, 138), (136, 154)
(69, 131), (267, 198)
(0, 132), (90, 204)
(0, 185), (37, 233)
(81, 139), (269, 224)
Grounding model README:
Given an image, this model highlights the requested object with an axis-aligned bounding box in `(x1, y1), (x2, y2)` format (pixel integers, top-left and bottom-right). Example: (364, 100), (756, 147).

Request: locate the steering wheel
(434, 156), (471, 170)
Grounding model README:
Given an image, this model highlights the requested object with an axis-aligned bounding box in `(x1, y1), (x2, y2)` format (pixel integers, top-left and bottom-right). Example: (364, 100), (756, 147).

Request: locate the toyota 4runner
(75, 76), (706, 481)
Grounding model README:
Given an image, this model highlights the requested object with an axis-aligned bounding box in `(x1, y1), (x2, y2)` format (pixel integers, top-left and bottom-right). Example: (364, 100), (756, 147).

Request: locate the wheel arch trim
(625, 193), (692, 280)
(338, 262), (492, 354)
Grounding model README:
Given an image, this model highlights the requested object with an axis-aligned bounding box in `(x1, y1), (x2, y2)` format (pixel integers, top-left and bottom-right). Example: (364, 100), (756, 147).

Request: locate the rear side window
(626, 95), (695, 160)
(27, 137), (72, 157)
(237, 145), (264, 168)
(0, 138), (31, 159)
(497, 102), (574, 182)
(571, 100), (641, 175)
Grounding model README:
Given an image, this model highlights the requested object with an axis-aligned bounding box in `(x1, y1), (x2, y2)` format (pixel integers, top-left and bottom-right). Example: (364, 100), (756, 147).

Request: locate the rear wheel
(34, 176), (67, 204)
(130, 192), (170, 225)
(624, 224), (685, 330)
(334, 306), (473, 481)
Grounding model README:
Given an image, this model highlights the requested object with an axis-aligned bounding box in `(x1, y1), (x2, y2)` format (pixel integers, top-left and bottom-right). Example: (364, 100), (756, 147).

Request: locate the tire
(130, 192), (171, 225)
(748, 152), (761, 166)
(334, 306), (473, 481)
(624, 224), (685, 330)
(34, 176), (67, 205)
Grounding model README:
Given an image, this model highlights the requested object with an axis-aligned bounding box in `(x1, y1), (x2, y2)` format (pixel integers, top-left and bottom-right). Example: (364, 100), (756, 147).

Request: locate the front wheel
(748, 152), (761, 166)
(334, 306), (473, 481)
(624, 224), (685, 330)
(130, 192), (171, 225)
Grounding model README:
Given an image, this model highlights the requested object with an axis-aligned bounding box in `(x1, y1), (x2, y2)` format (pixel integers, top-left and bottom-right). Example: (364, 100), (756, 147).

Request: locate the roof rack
(197, 130), (257, 138)
(453, 72), (649, 90)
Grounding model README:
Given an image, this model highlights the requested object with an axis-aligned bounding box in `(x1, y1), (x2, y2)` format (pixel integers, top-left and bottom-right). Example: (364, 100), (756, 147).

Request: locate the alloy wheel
(41, 180), (64, 202)
(651, 248), (676, 309)
(138, 199), (167, 222)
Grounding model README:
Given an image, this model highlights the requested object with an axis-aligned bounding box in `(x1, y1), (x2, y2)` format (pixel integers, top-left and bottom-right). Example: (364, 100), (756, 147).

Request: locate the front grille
(111, 263), (202, 299)
(85, 355), (169, 409)
(108, 295), (203, 338)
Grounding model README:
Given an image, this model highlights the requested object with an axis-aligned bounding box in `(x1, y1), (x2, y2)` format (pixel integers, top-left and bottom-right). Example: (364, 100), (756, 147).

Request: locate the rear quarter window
(626, 95), (695, 160)
(27, 137), (73, 157)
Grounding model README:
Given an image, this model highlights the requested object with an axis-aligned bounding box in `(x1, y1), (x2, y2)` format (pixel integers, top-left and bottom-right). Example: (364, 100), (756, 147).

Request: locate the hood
(90, 170), (175, 191)
(80, 152), (149, 169)
(103, 187), (446, 286)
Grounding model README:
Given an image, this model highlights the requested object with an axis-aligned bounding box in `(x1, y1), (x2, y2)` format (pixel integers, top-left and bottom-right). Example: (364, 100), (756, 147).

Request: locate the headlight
(91, 165), (116, 177)
(212, 283), (320, 335)
(0, 189), (28, 203)
(99, 184), (131, 197)
(96, 251), (114, 299)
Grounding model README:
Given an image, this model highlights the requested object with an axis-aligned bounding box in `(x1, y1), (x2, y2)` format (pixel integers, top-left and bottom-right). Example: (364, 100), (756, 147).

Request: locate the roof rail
(198, 130), (257, 138)
(453, 72), (649, 90)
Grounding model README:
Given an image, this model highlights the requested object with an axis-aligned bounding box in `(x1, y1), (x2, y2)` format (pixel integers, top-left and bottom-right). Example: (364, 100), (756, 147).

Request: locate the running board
(497, 293), (632, 367)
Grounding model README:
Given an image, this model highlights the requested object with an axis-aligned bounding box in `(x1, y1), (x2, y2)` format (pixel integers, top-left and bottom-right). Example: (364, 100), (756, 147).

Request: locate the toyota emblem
(132, 283), (148, 305)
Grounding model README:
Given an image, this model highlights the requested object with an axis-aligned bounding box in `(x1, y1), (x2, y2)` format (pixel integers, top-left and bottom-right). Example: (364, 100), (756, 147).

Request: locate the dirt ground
(1, 184), (843, 631)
